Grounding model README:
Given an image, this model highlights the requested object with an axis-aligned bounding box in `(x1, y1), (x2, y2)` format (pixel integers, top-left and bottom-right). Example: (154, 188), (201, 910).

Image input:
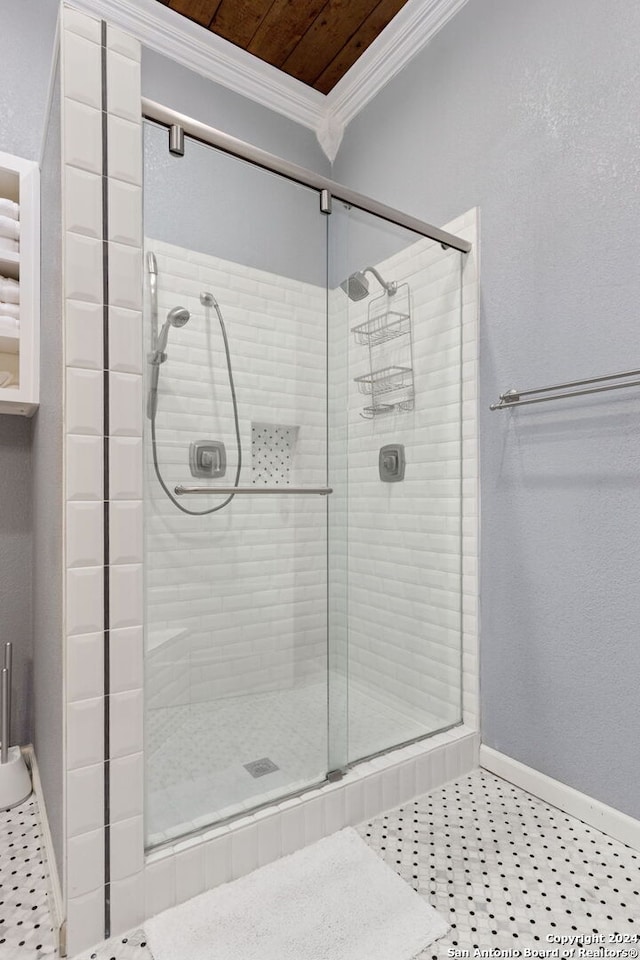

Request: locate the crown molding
(69, 0), (326, 131)
(68, 0), (469, 161)
(326, 0), (471, 131)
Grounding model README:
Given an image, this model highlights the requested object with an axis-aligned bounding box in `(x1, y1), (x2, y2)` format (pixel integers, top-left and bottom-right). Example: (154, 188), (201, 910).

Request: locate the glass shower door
(143, 123), (335, 846)
(328, 201), (464, 763)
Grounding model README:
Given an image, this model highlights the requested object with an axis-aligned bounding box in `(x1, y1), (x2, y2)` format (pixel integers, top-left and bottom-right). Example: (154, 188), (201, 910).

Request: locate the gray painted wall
(144, 122), (327, 286)
(33, 60), (64, 876)
(0, 0), (59, 161)
(0, 0), (58, 748)
(334, 0), (640, 818)
(142, 50), (331, 286)
(142, 48), (330, 174)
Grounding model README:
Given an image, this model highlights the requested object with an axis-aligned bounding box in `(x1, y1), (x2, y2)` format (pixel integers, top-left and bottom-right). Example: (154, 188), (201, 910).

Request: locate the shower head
(152, 306), (190, 362)
(340, 271), (370, 302)
(340, 266), (397, 301)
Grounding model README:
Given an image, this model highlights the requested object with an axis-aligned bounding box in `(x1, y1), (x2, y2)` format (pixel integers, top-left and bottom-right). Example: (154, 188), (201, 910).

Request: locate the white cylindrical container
(0, 745), (32, 810)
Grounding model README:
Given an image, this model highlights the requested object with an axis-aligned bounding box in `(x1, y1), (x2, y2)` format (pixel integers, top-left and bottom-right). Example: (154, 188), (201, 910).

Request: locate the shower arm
(363, 266), (397, 296)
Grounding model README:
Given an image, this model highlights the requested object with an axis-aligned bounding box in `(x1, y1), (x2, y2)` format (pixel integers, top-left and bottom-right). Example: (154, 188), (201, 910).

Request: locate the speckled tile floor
(14, 770), (640, 959)
(358, 769), (640, 959)
(0, 792), (56, 958)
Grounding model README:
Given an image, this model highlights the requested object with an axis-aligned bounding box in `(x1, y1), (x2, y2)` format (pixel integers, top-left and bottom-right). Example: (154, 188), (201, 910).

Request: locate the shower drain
(244, 757), (280, 778)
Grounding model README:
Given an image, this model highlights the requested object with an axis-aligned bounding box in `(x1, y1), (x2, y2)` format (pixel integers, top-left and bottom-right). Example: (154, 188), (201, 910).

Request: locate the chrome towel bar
(490, 367), (640, 410)
(175, 485), (333, 496)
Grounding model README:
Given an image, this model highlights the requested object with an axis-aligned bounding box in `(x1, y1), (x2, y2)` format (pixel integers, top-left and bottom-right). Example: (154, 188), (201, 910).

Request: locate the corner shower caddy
(351, 282), (414, 418)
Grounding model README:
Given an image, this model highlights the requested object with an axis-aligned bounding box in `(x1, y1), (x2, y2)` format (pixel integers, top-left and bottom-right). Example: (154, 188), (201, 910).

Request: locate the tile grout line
(100, 17), (111, 942)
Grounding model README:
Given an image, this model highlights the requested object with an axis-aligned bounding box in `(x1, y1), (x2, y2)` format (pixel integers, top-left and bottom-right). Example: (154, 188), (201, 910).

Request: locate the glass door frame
(141, 98), (471, 852)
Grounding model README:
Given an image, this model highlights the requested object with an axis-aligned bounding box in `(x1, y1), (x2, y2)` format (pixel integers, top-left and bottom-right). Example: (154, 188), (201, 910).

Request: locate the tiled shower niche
(251, 422), (300, 485)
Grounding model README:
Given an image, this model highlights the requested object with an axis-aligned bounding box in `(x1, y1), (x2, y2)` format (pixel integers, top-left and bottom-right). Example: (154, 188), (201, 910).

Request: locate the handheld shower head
(340, 266), (397, 301)
(147, 305), (191, 418)
(152, 306), (191, 362)
(167, 305), (190, 329)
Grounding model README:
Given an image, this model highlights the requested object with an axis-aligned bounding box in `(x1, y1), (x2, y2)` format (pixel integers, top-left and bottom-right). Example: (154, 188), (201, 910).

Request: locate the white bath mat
(145, 827), (448, 960)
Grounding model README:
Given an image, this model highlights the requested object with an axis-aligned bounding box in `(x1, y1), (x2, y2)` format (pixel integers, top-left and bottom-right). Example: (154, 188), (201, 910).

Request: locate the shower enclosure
(142, 113), (469, 848)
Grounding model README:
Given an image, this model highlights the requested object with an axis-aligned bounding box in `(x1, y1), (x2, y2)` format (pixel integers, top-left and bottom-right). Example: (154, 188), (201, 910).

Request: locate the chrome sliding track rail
(141, 98), (472, 254)
(490, 367), (640, 410)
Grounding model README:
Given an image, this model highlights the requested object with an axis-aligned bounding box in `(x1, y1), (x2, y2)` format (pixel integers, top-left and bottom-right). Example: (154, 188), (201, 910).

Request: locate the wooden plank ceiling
(157, 0), (412, 93)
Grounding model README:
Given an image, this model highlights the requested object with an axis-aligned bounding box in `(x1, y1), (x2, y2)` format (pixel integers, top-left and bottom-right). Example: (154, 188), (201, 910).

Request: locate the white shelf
(0, 250), (20, 280)
(0, 151), (39, 418)
(0, 335), (19, 355)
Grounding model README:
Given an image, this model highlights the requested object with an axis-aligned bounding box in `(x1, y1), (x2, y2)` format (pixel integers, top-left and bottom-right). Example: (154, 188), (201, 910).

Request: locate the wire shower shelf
(354, 365), (414, 396)
(351, 283), (411, 346)
(361, 398), (415, 419)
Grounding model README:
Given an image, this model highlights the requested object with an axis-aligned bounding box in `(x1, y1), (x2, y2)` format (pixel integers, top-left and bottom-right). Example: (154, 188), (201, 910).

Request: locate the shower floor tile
(0, 792), (57, 958)
(145, 680), (441, 843)
(71, 769), (640, 959)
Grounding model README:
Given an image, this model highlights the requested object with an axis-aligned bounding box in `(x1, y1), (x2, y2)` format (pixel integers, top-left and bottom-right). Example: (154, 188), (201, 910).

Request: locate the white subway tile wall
(144, 239), (327, 712)
(143, 239), (330, 843)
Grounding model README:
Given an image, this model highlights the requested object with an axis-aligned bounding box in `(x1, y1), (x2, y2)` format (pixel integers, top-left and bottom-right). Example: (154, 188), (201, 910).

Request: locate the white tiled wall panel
(144, 239), (328, 712)
(64, 166), (102, 239)
(62, 30), (102, 109)
(62, 7), (144, 954)
(66, 299), (103, 370)
(67, 762), (104, 839)
(63, 98), (103, 175)
(109, 306), (143, 374)
(105, 18), (145, 942)
(61, 15), (105, 952)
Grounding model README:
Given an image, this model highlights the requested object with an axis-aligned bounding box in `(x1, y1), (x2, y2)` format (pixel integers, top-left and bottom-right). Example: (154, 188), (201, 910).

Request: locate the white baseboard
(480, 745), (640, 852)
(23, 746), (65, 952)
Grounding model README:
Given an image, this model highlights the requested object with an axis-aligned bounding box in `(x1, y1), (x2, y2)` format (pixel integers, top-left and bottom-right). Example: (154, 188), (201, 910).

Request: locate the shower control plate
(379, 443), (405, 482)
(189, 440), (226, 478)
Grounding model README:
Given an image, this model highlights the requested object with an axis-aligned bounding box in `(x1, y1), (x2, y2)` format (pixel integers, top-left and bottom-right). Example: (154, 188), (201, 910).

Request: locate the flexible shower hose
(150, 298), (242, 515)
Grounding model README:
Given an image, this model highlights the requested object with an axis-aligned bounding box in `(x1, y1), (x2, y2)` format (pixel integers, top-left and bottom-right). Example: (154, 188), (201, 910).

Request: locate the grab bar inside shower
(175, 485), (333, 496)
(490, 367), (640, 410)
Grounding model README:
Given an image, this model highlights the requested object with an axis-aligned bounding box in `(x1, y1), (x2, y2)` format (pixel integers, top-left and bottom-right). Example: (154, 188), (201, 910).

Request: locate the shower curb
(143, 725), (479, 919)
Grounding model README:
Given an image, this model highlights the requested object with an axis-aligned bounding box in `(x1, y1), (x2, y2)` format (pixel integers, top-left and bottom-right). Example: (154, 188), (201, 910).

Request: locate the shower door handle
(174, 485), (333, 496)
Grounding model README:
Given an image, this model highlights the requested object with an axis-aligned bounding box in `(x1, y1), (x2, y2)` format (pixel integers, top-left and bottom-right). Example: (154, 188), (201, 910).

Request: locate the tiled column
(62, 5), (143, 954)
(104, 21), (144, 942)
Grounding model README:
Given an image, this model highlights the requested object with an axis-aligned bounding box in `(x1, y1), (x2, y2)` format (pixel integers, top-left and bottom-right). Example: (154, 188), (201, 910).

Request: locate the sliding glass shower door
(142, 118), (465, 850)
(329, 203), (464, 763)
(143, 123), (336, 846)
